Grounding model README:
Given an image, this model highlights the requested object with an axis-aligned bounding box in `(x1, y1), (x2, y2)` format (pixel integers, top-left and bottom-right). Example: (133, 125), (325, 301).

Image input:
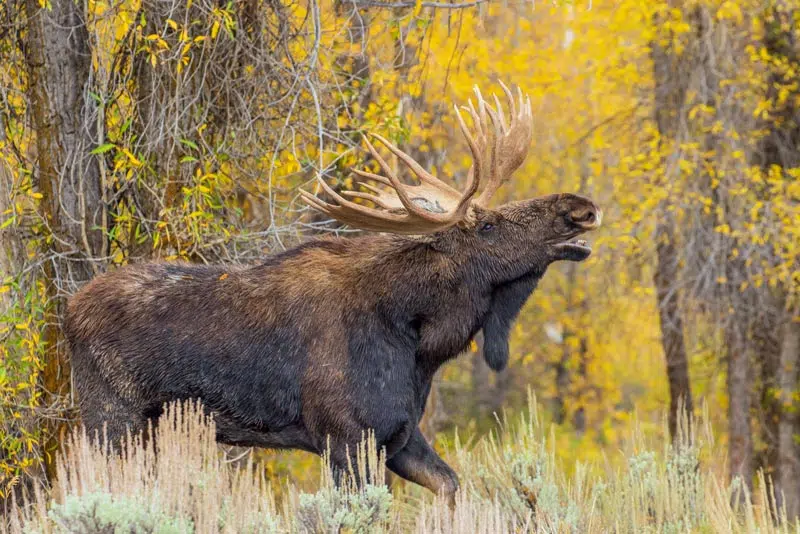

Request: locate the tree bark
(777, 314), (800, 519)
(23, 0), (104, 482)
(471, 333), (492, 418)
(756, 1), (799, 510)
(0, 160), (23, 310)
(572, 335), (588, 435)
(652, 217), (693, 441)
(651, 3), (695, 443)
(755, 315), (781, 503)
(419, 374), (448, 441)
(727, 322), (753, 494)
(553, 338), (569, 425)
(492, 366), (512, 416)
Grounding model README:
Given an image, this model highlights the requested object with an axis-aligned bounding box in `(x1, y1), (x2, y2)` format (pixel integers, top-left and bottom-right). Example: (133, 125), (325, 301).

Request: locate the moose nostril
(571, 210), (594, 223)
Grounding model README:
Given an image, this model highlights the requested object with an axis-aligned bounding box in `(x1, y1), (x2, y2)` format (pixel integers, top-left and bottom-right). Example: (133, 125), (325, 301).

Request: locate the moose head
(301, 82), (601, 287)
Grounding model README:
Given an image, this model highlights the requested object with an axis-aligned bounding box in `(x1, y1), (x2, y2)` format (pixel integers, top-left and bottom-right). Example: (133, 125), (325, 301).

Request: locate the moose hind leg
(80, 394), (148, 451)
(386, 426), (459, 506)
(72, 352), (147, 450)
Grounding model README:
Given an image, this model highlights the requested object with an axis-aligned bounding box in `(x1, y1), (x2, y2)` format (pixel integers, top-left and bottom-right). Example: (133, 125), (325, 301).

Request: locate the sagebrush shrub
(47, 491), (193, 534)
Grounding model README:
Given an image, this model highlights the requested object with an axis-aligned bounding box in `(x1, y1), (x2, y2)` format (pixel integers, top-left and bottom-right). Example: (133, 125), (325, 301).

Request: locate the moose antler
(300, 82), (532, 234)
(465, 81), (533, 207)
(299, 132), (482, 234)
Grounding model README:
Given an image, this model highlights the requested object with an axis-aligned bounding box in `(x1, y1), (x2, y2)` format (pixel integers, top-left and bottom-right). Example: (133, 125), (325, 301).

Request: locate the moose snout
(568, 205), (602, 229)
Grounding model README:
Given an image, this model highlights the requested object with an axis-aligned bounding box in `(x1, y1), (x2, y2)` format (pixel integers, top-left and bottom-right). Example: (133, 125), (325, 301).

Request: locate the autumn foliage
(1, 0), (799, 527)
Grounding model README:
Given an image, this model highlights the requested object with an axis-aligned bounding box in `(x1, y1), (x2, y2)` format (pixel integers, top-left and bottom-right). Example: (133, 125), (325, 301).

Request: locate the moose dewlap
(66, 81), (601, 503)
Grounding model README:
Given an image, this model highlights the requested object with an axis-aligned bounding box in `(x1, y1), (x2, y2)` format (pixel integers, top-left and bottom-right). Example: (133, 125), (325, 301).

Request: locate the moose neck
(361, 234), (545, 375)
(254, 234), (548, 377)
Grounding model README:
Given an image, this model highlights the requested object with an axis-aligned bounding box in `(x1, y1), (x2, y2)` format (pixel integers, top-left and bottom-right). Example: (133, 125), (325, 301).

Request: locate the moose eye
(480, 222), (495, 233)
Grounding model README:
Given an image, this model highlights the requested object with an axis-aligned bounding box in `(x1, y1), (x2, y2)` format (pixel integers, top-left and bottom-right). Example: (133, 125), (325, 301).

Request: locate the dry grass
(3, 398), (799, 533)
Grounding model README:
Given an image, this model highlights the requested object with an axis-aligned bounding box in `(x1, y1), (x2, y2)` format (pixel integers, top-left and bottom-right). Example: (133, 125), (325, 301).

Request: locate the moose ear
(425, 235), (457, 253)
(481, 273), (542, 372)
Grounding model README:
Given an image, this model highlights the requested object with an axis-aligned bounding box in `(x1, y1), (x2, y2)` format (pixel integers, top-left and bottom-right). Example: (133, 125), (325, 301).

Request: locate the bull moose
(65, 82), (601, 502)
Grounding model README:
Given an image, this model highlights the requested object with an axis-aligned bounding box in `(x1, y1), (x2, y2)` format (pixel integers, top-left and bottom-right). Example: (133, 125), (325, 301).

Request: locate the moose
(65, 82), (601, 503)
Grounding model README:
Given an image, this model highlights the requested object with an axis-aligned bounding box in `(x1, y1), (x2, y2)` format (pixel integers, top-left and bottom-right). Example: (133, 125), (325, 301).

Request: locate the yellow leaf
(121, 148), (142, 166)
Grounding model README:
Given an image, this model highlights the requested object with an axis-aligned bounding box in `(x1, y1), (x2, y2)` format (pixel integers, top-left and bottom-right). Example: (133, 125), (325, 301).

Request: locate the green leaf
(120, 117), (133, 135)
(180, 139), (199, 151)
(91, 143), (116, 155)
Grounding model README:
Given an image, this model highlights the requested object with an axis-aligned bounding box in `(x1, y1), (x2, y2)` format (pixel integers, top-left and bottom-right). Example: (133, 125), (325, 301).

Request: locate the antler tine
(301, 180), (466, 235)
(341, 191), (397, 210)
(464, 88), (490, 156)
(301, 180), (442, 235)
(468, 86), (488, 137)
(478, 102), (503, 191)
(474, 82), (533, 207)
(307, 176), (404, 222)
(369, 134), (462, 197)
(301, 188), (425, 234)
(461, 87), (500, 196)
(360, 135), (468, 224)
(352, 168), (393, 187)
(341, 181), (406, 210)
(452, 105), (483, 215)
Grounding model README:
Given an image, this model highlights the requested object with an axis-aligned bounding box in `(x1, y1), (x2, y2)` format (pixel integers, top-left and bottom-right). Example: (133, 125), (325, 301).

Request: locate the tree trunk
(651, 3), (695, 442)
(0, 160), (23, 309)
(471, 333), (492, 418)
(492, 366), (512, 416)
(652, 218), (693, 441)
(726, 311), (753, 494)
(755, 315), (781, 503)
(419, 375), (448, 441)
(572, 335), (588, 435)
(553, 341), (569, 425)
(756, 1), (799, 509)
(777, 314), (800, 520)
(23, 0), (104, 482)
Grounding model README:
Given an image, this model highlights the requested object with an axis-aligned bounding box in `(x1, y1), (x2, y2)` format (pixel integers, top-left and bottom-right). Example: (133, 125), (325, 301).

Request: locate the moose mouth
(553, 238), (592, 261)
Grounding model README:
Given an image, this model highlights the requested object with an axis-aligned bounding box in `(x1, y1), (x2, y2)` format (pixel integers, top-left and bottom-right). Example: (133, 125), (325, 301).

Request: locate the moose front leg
(386, 427), (459, 506)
